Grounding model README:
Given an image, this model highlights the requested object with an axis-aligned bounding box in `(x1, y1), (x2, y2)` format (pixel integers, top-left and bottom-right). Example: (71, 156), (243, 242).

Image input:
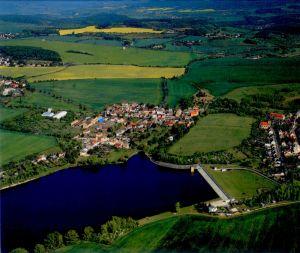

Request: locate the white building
(42, 108), (54, 117)
(53, 111), (67, 119)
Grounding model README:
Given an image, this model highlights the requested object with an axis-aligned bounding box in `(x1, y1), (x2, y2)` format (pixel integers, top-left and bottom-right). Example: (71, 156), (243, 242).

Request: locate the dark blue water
(1, 154), (216, 252)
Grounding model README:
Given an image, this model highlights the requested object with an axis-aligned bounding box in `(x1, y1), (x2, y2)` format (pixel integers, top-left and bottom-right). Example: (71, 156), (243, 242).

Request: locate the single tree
(64, 229), (80, 245)
(34, 244), (45, 253)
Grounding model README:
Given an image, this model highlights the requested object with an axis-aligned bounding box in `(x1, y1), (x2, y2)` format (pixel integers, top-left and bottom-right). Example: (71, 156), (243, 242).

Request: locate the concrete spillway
(196, 165), (231, 202)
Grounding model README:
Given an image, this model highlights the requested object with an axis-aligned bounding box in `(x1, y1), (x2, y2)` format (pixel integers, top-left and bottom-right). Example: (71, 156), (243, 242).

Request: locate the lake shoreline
(0, 151), (196, 191)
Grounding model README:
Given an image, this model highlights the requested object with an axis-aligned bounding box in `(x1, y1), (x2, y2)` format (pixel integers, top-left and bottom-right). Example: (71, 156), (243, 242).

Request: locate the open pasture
(0, 39), (195, 66)
(59, 26), (163, 35)
(31, 79), (162, 110)
(206, 169), (276, 199)
(167, 56), (300, 106)
(0, 107), (27, 123)
(169, 114), (254, 155)
(0, 65), (184, 82)
(224, 83), (300, 102)
(5, 91), (81, 112)
(0, 129), (59, 165)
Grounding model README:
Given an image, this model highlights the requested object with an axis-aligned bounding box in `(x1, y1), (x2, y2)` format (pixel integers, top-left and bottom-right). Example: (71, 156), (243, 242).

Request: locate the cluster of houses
(0, 79), (26, 97)
(203, 32), (241, 39)
(71, 103), (200, 156)
(0, 54), (12, 67)
(0, 33), (16, 40)
(34, 152), (66, 164)
(41, 108), (68, 120)
(174, 39), (202, 47)
(260, 112), (300, 179)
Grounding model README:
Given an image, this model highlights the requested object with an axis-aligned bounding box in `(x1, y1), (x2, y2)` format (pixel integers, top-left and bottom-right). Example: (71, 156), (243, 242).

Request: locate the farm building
(42, 108), (54, 118)
(53, 111), (67, 119)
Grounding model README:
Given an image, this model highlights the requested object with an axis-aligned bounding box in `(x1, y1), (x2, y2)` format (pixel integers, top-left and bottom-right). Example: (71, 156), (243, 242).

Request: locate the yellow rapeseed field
(59, 26), (163, 36)
(0, 65), (185, 81)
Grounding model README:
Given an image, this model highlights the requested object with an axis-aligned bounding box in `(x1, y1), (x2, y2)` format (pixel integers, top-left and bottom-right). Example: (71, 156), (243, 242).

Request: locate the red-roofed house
(269, 113), (285, 120)
(260, 121), (270, 130)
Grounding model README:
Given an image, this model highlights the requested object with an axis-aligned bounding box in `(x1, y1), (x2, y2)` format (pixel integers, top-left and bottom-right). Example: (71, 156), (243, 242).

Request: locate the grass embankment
(205, 168), (277, 199)
(0, 39), (196, 66)
(0, 129), (60, 165)
(30, 79), (162, 110)
(56, 203), (300, 253)
(0, 65), (184, 81)
(169, 114), (254, 155)
(58, 26), (163, 35)
(167, 56), (300, 106)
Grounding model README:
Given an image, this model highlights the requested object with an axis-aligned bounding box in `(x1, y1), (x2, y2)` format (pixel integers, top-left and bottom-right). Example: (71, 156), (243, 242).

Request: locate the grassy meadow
(31, 79), (162, 110)
(206, 169), (276, 199)
(1, 39), (196, 66)
(59, 26), (163, 35)
(56, 204), (300, 253)
(4, 91), (81, 112)
(0, 65), (184, 82)
(224, 83), (300, 102)
(0, 107), (28, 123)
(169, 114), (254, 155)
(0, 129), (59, 165)
(167, 56), (300, 106)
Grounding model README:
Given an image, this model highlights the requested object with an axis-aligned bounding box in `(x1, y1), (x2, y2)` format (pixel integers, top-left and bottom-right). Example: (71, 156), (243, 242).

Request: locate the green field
(0, 129), (59, 165)
(56, 204), (300, 253)
(169, 114), (254, 155)
(224, 83), (300, 102)
(206, 169), (277, 199)
(0, 65), (184, 82)
(167, 56), (300, 106)
(0, 107), (28, 123)
(0, 39), (196, 66)
(4, 91), (81, 112)
(31, 79), (162, 110)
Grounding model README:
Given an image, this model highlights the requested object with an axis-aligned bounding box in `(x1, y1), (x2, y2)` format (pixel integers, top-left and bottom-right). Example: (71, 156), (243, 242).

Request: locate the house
(190, 107), (200, 117)
(208, 206), (218, 213)
(269, 113), (285, 120)
(260, 121), (270, 130)
(36, 154), (47, 162)
(53, 111), (67, 119)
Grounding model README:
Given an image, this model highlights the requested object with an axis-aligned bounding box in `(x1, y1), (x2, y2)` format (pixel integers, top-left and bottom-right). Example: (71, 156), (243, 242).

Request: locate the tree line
(0, 46), (62, 63)
(9, 216), (138, 253)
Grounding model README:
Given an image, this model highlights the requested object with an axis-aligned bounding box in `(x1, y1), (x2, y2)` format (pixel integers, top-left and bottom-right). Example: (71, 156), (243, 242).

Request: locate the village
(71, 102), (200, 156)
(260, 111), (300, 181)
(0, 79), (26, 97)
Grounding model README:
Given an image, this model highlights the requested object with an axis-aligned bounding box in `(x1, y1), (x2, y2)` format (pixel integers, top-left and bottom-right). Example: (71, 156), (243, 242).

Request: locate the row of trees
(10, 216), (138, 253)
(243, 183), (300, 207)
(0, 46), (62, 62)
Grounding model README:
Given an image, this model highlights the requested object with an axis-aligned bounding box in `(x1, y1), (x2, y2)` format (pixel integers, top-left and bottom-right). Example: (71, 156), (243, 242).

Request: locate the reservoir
(1, 154), (217, 252)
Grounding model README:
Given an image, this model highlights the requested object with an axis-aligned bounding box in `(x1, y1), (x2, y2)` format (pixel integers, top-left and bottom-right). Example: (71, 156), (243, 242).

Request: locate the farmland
(56, 203), (300, 253)
(169, 114), (254, 155)
(31, 79), (162, 110)
(0, 65), (184, 82)
(205, 169), (276, 199)
(0, 40), (196, 66)
(0, 129), (59, 165)
(58, 26), (163, 35)
(167, 56), (300, 106)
